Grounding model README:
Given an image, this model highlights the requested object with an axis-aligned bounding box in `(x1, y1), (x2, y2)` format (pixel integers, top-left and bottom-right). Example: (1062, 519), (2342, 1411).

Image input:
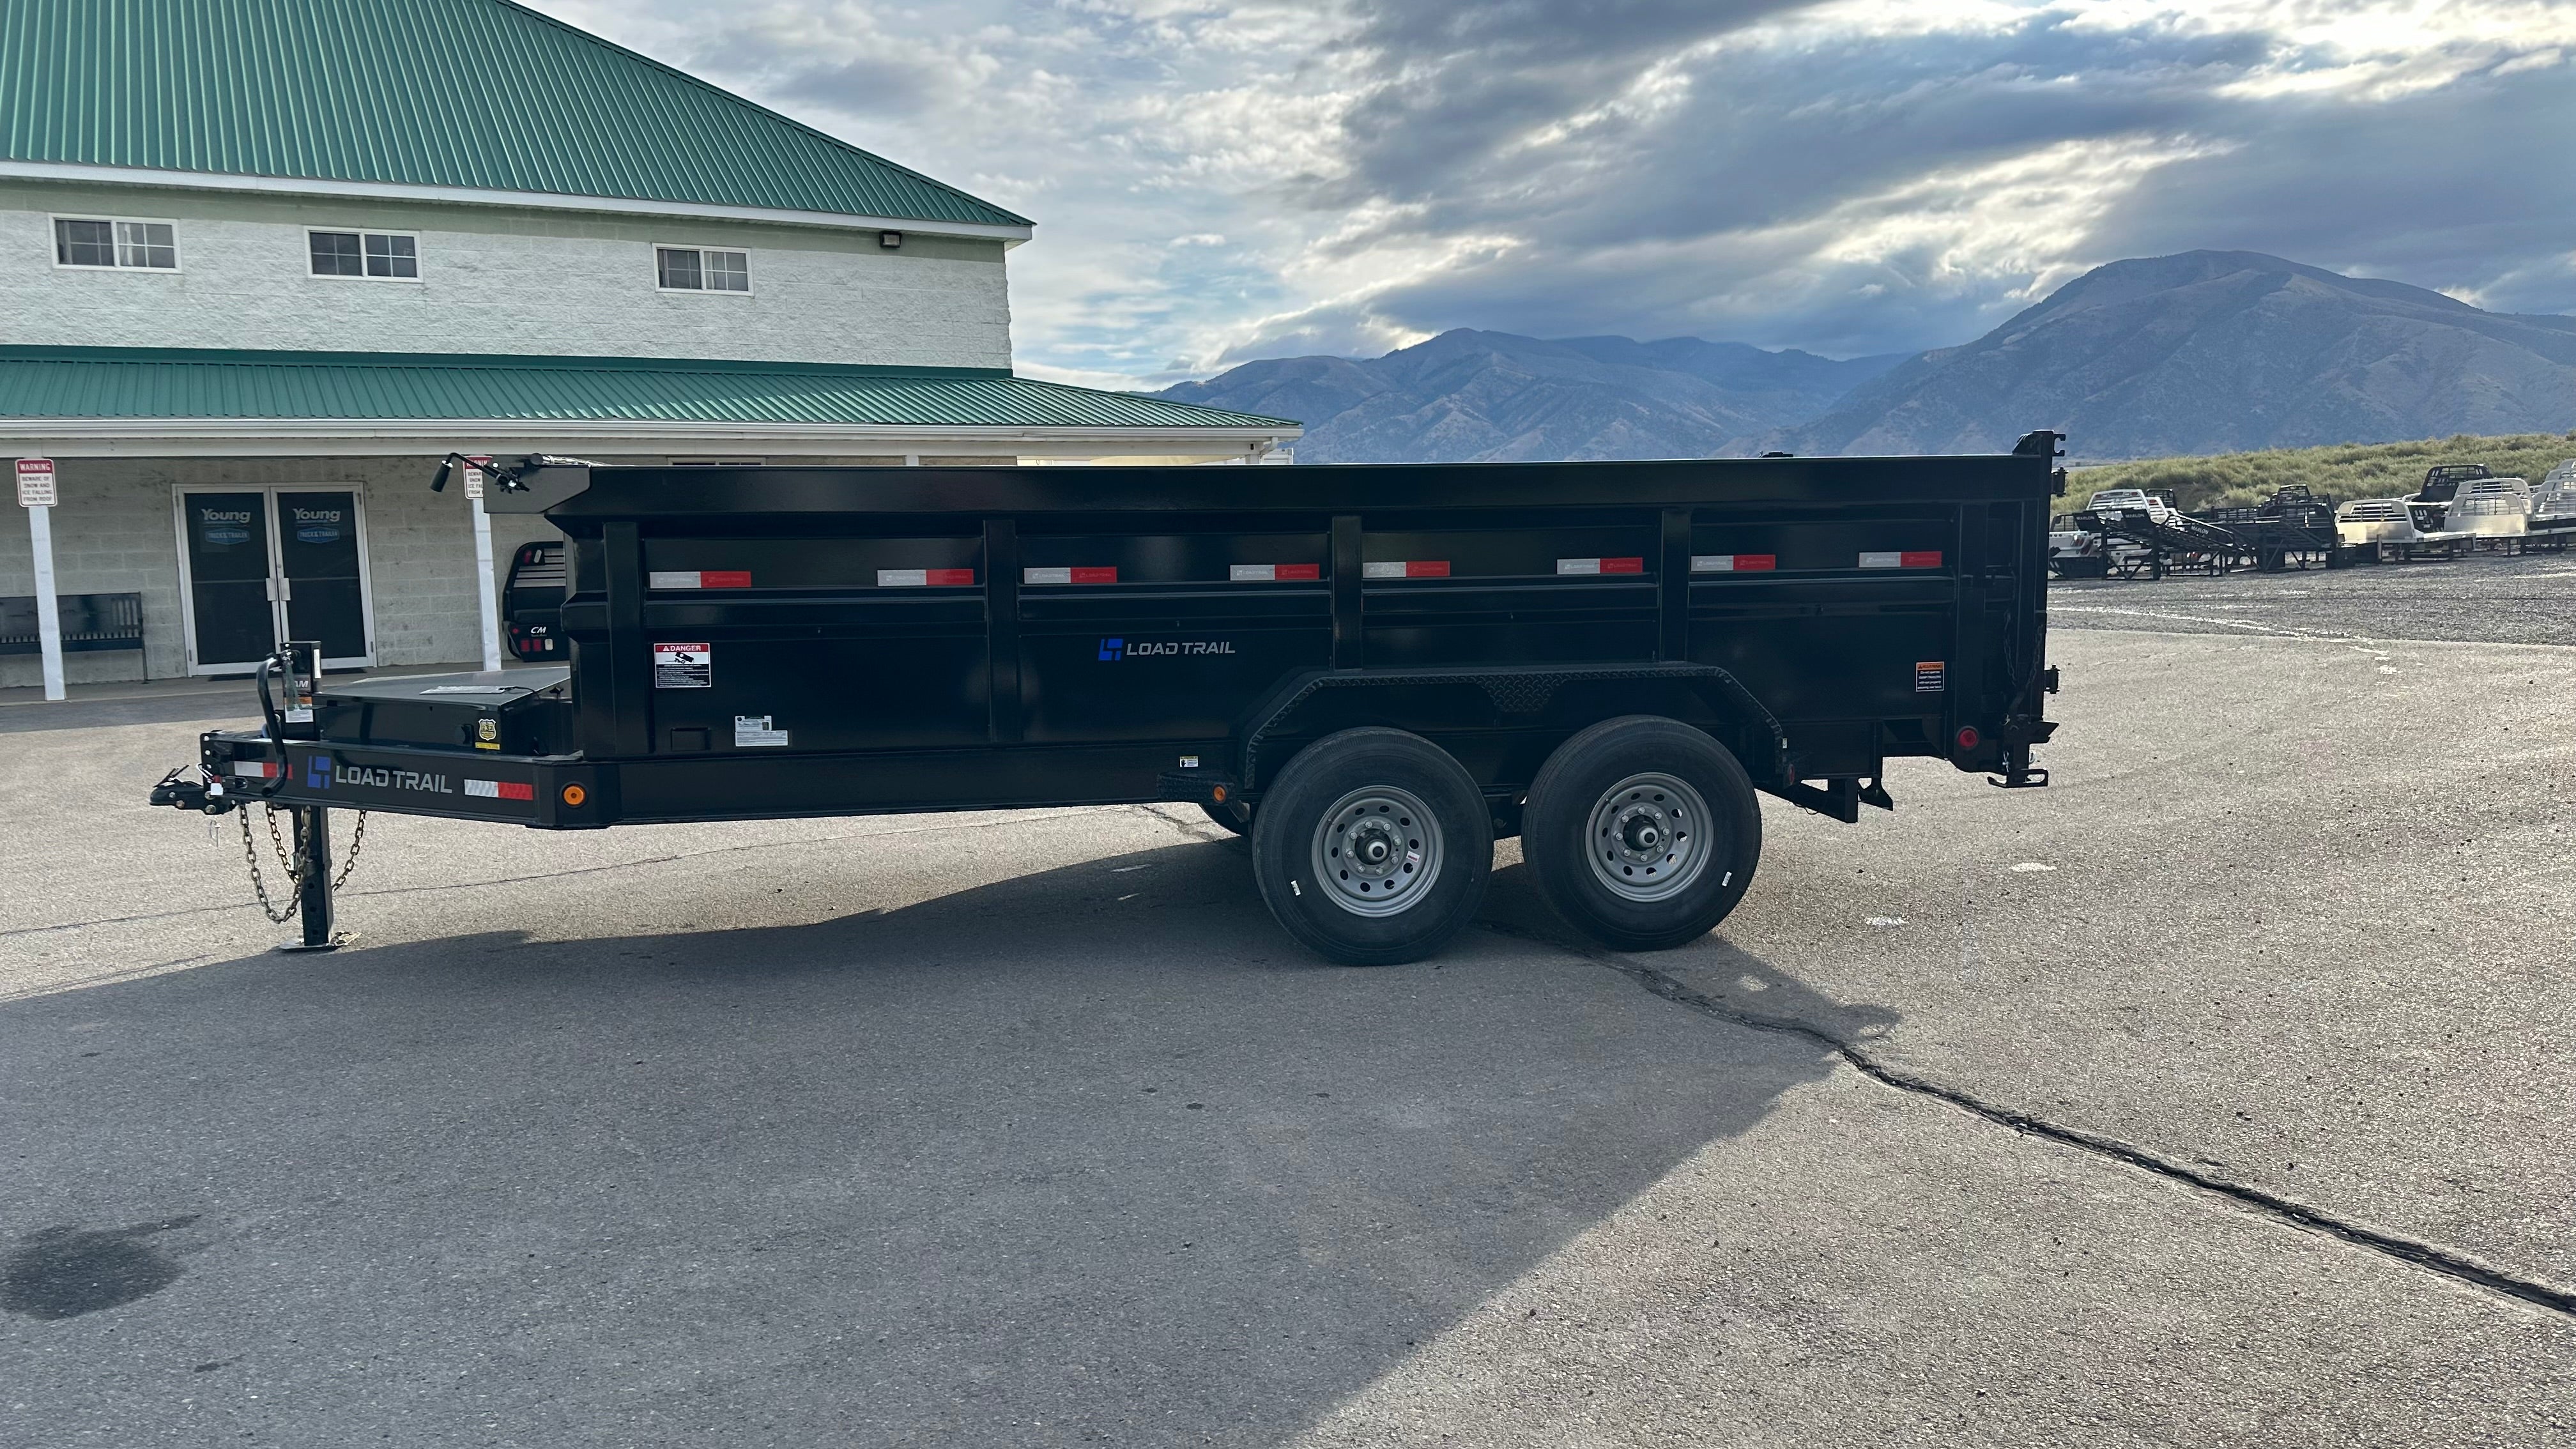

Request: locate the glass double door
(178, 489), (375, 673)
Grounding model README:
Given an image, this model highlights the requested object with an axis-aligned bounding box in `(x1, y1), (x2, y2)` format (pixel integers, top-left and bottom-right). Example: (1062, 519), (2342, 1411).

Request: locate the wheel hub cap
(1312, 786), (1444, 918)
(1586, 772), (1714, 904)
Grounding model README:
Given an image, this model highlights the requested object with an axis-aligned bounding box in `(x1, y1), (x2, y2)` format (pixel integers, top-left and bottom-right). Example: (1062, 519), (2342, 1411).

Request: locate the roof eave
(0, 417), (1301, 459)
(0, 160), (1035, 243)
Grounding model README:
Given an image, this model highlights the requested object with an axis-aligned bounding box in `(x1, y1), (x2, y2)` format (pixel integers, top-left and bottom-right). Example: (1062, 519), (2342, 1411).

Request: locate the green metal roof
(0, 0), (1028, 227)
(0, 348), (1297, 431)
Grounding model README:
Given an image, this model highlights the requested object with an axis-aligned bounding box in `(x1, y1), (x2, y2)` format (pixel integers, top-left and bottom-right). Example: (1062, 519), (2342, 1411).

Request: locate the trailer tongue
(154, 441), (2066, 964)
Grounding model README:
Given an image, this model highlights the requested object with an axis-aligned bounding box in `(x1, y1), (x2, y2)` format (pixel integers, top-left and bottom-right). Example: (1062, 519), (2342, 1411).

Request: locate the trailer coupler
(150, 765), (234, 815)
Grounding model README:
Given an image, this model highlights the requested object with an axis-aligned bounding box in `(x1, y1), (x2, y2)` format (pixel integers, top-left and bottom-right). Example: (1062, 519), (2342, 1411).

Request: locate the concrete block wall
(0, 181), (1015, 370)
(0, 454), (548, 688)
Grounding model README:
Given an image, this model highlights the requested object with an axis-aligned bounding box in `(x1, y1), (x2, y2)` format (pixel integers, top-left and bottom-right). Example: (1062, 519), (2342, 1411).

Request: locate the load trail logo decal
(301, 756), (457, 794)
(1099, 638), (1236, 661)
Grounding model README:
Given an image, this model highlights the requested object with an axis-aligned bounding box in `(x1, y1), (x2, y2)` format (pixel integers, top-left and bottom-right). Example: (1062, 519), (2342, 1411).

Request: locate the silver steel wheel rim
(1311, 785), (1444, 917)
(1585, 772), (1712, 903)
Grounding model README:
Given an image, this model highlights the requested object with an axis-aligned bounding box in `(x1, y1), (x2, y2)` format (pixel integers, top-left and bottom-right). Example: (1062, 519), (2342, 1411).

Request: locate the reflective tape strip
(1229, 563), (1322, 581)
(1556, 557), (1645, 575)
(1023, 565), (1117, 585)
(1691, 554), (1777, 572)
(1363, 560), (1450, 578)
(647, 570), (752, 589)
(464, 779), (535, 801)
(1901, 550), (1943, 569)
(1858, 551), (1902, 569)
(231, 760), (282, 778)
(876, 568), (976, 587)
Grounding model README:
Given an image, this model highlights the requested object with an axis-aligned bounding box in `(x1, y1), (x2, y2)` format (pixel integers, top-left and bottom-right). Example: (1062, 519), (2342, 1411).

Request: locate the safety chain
(238, 804), (368, 923)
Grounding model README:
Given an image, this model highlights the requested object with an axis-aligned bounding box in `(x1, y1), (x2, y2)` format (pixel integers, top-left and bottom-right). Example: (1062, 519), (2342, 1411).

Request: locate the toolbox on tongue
(315, 668), (577, 755)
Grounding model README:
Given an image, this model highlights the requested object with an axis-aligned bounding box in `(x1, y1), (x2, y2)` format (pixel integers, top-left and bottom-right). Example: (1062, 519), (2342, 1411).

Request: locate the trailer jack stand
(275, 805), (355, 954)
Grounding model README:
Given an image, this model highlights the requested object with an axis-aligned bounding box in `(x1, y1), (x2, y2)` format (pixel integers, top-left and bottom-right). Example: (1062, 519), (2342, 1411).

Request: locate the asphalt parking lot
(3, 612), (2572, 1446)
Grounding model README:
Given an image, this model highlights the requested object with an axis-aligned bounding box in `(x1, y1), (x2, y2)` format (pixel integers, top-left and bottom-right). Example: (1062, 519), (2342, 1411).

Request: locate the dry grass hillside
(2069, 431), (2576, 512)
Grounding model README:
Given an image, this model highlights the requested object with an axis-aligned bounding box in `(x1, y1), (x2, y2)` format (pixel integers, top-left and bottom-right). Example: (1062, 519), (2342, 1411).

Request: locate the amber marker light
(562, 784), (588, 807)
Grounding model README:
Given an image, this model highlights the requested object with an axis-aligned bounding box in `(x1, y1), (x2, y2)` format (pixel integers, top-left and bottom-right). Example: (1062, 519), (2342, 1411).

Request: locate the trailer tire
(1252, 728), (1492, 965)
(1522, 716), (1761, 952)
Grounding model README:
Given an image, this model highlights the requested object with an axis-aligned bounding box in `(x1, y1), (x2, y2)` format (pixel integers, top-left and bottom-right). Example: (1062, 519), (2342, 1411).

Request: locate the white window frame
(304, 227), (423, 283)
(653, 243), (754, 296)
(50, 213), (183, 272)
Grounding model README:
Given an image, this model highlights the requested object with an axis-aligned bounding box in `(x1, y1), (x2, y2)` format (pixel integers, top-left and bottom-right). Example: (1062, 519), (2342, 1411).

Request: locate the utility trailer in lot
(151, 438), (2066, 965)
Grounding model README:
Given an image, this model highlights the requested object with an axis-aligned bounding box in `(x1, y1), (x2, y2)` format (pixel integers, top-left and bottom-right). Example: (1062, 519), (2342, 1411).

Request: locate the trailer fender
(1234, 664), (1789, 794)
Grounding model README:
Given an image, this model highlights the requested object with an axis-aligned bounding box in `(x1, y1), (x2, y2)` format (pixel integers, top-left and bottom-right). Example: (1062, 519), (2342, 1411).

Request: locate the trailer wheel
(1522, 716), (1761, 952)
(1251, 728), (1492, 965)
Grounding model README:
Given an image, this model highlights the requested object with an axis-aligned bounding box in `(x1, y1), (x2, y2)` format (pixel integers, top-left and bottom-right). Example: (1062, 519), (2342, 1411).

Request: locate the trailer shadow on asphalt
(1, 839), (1897, 1444)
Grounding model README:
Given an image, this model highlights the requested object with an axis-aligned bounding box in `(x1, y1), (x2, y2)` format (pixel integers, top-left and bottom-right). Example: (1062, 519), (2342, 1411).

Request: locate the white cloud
(521, 1), (2575, 386)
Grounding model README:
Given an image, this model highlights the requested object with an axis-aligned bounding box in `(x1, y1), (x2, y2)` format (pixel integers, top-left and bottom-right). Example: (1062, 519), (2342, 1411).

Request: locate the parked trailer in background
(153, 440), (2065, 965)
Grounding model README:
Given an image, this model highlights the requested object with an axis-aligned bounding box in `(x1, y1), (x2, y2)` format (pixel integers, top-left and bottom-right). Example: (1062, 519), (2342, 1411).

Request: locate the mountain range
(1155, 252), (2576, 462)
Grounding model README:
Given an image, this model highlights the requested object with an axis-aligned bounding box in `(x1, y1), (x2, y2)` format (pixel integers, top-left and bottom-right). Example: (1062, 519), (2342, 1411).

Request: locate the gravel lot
(2, 619), (2570, 1446)
(2053, 546), (2576, 647)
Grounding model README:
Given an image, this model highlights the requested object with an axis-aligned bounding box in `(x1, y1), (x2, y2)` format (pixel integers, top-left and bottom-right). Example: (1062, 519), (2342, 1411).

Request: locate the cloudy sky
(527, 0), (2576, 388)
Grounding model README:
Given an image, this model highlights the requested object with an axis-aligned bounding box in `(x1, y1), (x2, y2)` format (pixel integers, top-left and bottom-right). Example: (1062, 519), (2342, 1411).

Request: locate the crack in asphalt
(1483, 919), (2576, 1322)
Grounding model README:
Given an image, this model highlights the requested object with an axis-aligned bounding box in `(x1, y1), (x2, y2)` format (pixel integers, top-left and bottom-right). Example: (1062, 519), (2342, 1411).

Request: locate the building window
(55, 218), (178, 270)
(310, 230), (418, 279)
(657, 246), (749, 293)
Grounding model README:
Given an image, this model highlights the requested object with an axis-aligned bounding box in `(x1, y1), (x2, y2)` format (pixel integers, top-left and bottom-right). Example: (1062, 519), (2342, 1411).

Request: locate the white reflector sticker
(1555, 557), (1645, 575)
(1859, 551), (1903, 569)
(735, 715), (790, 747)
(1691, 554), (1778, 572)
(1363, 560), (1450, 578)
(1229, 563), (1322, 581)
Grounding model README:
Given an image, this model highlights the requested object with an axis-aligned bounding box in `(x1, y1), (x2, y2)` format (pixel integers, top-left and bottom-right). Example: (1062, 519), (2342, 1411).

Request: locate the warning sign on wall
(654, 642), (710, 688)
(15, 458), (56, 507)
(1915, 660), (1947, 693)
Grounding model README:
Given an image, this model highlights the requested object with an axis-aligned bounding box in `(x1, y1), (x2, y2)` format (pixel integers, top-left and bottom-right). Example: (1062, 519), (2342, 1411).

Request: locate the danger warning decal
(654, 642), (711, 689)
(1916, 660), (1947, 693)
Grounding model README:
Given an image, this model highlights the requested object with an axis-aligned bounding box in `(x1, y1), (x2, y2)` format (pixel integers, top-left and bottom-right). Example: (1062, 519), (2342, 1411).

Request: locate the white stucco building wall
(0, 181), (1014, 369)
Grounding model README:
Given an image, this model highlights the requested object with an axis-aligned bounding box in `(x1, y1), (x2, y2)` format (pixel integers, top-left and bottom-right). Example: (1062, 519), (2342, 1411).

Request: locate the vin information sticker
(654, 642), (710, 689)
(733, 715), (790, 748)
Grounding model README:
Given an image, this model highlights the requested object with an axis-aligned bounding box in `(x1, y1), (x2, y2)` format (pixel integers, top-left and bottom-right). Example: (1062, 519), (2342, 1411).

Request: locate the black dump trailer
(151, 438), (2065, 964)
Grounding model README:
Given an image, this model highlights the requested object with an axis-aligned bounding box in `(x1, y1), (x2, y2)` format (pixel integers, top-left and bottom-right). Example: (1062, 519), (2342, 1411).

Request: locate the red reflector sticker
(1901, 551), (1943, 569)
(700, 571), (753, 588)
(1364, 560), (1450, 578)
